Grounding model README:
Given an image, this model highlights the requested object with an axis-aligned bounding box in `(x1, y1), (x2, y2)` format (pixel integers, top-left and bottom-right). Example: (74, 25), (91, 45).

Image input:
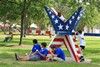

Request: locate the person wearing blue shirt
(35, 43), (48, 60)
(29, 39), (41, 56)
(15, 42), (48, 61)
(49, 45), (66, 61)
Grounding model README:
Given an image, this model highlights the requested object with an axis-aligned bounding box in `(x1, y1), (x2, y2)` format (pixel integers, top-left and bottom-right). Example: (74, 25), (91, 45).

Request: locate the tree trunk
(19, 0), (26, 46)
(19, 0), (31, 45)
(4, 21), (6, 34)
(9, 24), (12, 34)
(23, 13), (28, 37)
(91, 28), (93, 33)
(19, 14), (24, 46)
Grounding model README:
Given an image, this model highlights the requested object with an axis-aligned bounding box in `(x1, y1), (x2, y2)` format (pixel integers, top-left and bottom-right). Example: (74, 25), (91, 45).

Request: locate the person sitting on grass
(15, 42), (48, 61)
(47, 45), (66, 62)
(2, 31), (13, 42)
(27, 39), (41, 56)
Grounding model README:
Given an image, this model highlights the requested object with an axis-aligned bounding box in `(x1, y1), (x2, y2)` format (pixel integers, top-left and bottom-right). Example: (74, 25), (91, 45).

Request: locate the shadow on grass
(0, 44), (15, 47)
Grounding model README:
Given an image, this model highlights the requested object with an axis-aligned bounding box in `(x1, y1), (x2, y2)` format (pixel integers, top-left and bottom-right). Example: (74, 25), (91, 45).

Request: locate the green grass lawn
(0, 35), (100, 67)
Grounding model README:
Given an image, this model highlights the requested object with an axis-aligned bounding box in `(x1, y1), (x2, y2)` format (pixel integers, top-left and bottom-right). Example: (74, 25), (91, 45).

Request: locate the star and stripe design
(74, 8), (86, 30)
(44, 6), (83, 35)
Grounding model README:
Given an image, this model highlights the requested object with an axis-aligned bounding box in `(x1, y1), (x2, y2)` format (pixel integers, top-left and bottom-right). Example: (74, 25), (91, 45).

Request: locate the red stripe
(46, 31), (50, 34)
(77, 51), (81, 54)
(73, 38), (77, 42)
(51, 9), (57, 16)
(53, 38), (64, 42)
(50, 44), (62, 48)
(65, 35), (80, 62)
(63, 38), (69, 51)
(75, 45), (79, 48)
(28, 30), (32, 33)
(36, 30), (41, 34)
(77, 55), (80, 60)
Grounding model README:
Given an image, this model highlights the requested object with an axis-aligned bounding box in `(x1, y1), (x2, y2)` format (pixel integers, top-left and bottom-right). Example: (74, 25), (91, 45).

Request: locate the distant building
(0, 23), (10, 28)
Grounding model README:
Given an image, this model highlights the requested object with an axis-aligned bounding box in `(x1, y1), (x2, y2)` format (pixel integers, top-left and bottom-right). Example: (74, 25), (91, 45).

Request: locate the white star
(65, 25), (69, 30)
(69, 20), (72, 24)
(54, 19), (59, 24)
(51, 15), (55, 19)
(72, 16), (74, 19)
(75, 12), (77, 15)
(49, 11), (51, 14)
(58, 24), (63, 30)
(77, 16), (80, 20)
(80, 14), (82, 16)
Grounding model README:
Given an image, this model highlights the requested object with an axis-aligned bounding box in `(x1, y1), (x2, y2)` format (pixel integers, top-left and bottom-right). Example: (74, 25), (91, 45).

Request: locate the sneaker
(80, 56), (85, 62)
(80, 58), (85, 62)
(15, 53), (19, 60)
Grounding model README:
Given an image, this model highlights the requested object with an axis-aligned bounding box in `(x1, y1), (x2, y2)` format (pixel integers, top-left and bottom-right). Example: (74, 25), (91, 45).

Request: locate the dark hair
(78, 30), (82, 34)
(33, 39), (38, 44)
(41, 42), (47, 47)
(51, 45), (56, 49)
(58, 12), (61, 17)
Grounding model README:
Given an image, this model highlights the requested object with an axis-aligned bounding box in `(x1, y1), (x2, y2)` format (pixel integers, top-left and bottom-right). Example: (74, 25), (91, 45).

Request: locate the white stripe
(68, 35), (77, 55)
(64, 35), (76, 61)
(32, 30), (36, 33)
(48, 34), (57, 48)
(76, 54), (81, 57)
(75, 48), (79, 51)
(51, 42), (63, 45)
(41, 30), (46, 34)
(51, 31), (55, 35)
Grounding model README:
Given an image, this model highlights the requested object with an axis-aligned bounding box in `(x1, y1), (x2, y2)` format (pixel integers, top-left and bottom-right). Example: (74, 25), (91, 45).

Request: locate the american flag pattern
(74, 8), (86, 30)
(48, 35), (81, 62)
(44, 6), (86, 62)
(44, 6), (82, 35)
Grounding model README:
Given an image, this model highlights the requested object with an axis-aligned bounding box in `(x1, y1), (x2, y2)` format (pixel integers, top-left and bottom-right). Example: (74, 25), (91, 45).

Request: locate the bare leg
(18, 56), (30, 61)
(46, 54), (53, 61)
(79, 47), (85, 62)
(79, 47), (83, 55)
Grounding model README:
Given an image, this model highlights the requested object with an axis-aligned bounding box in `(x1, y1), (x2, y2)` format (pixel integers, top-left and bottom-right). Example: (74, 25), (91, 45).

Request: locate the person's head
(51, 45), (57, 52)
(41, 42), (47, 48)
(78, 30), (82, 34)
(33, 39), (38, 44)
(58, 12), (61, 17)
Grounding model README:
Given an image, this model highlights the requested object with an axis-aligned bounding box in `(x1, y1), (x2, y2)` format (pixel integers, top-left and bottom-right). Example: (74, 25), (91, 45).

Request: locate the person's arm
(36, 51), (47, 58)
(28, 51), (37, 56)
(50, 51), (57, 57)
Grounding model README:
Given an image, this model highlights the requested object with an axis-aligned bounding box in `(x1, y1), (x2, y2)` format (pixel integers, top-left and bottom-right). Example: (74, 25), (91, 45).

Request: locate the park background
(0, 0), (100, 67)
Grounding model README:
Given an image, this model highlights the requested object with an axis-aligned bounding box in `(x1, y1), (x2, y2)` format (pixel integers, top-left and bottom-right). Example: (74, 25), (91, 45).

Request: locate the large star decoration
(65, 25), (69, 30)
(51, 15), (55, 19)
(58, 24), (63, 30)
(54, 19), (59, 24)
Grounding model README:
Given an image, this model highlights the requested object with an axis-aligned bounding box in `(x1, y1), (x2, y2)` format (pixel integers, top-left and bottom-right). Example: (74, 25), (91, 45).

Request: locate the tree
(0, 0), (55, 45)
(77, 0), (100, 32)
